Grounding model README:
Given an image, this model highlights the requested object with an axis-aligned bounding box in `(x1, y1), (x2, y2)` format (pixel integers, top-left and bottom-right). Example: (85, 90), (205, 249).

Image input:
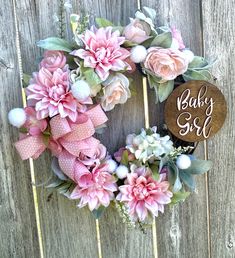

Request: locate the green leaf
(19, 127), (28, 134)
(170, 191), (190, 206)
(150, 163), (160, 181)
(188, 56), (209, 69)
(22, 73), (31, 88)
(37, 37), (73, 52)
(168, 161), (182, 192)
(83, 68), (102, 86)
(183, 69), (212, 81)
(122, 40), (137, 47)
(120, 150), (129, 166)
(143, 6), (156, 20)
(158, 80), (174, 102)
(95, 18), (113, 28)
(179, 171), (195, 191)
(150, 32), (172, 48)
(92, 206), (106, 219)
(181, 160), (212, 174)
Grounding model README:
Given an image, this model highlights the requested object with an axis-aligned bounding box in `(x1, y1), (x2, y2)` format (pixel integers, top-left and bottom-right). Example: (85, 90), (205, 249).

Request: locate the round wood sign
(164, 80), (227, 142)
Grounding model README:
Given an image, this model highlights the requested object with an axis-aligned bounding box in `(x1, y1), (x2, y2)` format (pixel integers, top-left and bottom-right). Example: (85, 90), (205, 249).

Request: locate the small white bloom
(176, 154), (191, 169)
(8, 108), (26, 128)
(130, 45), (148, 63)
(182, 49), (195, 63)
(116, 165), (129, 179)
(105, 159), (118, 173)
(71, 80), (91, 101)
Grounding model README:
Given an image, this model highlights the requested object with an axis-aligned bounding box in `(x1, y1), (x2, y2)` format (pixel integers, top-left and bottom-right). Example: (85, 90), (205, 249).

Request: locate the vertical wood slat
(202, 0), (235, 257)
(0, 0), (40, 257)
(141, 1), (209, 257)
(74, 1), (154, 257)
(14, 1), (98, 257)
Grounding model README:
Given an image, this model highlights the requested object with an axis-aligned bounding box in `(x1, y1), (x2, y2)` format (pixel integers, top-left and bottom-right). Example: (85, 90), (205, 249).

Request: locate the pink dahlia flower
(70, 164), (117, 211)
(27, 67), (78, 122)
(24, 107), (47, 136)
(117, 171), (172, 221)
(40, 50), (67, 72)
(71, 26), (131, 81)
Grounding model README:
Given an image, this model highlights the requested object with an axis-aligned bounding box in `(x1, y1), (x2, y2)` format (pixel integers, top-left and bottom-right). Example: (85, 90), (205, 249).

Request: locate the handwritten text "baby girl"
(176, 85), (215, 139)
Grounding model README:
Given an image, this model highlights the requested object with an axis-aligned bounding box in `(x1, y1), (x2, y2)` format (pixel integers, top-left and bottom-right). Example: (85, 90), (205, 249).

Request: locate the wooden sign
(164, 80), (227, 142)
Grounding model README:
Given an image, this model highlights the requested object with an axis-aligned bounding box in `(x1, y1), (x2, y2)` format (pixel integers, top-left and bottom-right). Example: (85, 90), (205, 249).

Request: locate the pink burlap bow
(15, 105), (108, 182)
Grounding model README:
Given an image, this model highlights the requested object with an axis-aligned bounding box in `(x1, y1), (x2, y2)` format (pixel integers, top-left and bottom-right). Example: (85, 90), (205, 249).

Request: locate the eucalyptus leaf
(181, 160), (212, 174)
(150, 32), (172, 48)
(37, 37), (73, 52)
(92, 206), (106, 219)
(84, 68), (102, 86)
(120, 150), (129, 166)
(22, 73), (31, 88)
(135, 11), (146, 20)
(95, 18), (113, 28)
(188, 56), (209, 69)
(183, 69), (212, 81)
(168, 161), (182, 192)
(150, 163), (160, 181)
(179, 171), (195, 191)
(158, 80), (174, 102)
(143, 6), (156, 21)
(170, 191), (190, 206)
(122, 40), (137, 47)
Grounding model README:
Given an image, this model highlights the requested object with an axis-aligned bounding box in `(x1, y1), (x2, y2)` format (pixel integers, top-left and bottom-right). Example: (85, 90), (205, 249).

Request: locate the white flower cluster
(126, 127), (173, 163)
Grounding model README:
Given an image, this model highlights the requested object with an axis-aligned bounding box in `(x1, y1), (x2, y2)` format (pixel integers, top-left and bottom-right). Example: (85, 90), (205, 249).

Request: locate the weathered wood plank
(14, 1), (98, 257)
(142, 1), (209, 257)
(74, 1), (154, 257)
(0, 0), (40, 257)
(202, 0), (235, 257)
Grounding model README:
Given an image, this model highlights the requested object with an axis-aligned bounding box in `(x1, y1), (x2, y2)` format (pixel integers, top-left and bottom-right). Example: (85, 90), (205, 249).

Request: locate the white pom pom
(8, 108), (26, 128)
(105, 159), (118, 173)
(71, 80), (91, 101)
(130, 46), (148, 63)
(116, 165), (129, 179)
(176, 154), (191, 169)
(182, 49), (195, 63)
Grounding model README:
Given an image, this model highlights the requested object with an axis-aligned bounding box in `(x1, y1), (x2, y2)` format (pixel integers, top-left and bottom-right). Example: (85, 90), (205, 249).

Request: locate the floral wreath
(8, 7), (213, 228)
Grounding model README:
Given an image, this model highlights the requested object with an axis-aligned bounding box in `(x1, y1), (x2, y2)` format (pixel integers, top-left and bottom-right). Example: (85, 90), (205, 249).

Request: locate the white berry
(71, 80), (91, 101)
(130, 45), (148, 63)
(116, 165), (129, 179)
(8, 108), (26, 128)
(182, 49), (195, 63)
(176, 154), (192, 170)
(105, 159), (118, 173)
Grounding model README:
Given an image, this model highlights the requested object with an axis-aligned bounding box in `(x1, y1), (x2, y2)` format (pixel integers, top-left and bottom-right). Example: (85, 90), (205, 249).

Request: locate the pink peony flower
(24, 107), (47, 136)
(117, 170), (172, 221)
(171, 27), (185, 50)
(78, 143), (107, 167)
(144, 47), (189, 81)
(114, 147), (135, 162)
(40, 51), (67, 72)
(70, 26), (131, 81)
(26, 67), (78, 122)
(70, 164), (118, 211)
(124, 18), (151, 44)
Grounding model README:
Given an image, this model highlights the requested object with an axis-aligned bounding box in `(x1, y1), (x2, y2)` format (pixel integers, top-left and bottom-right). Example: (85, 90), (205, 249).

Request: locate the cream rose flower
(144, 47), (189, 81)
(101, 73), (131, 111)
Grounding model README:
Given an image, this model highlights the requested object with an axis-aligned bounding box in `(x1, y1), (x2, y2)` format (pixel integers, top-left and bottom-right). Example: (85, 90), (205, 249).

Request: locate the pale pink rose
(70, 26), (131, 81)
(117, 170), (172, 221)
(124, 18), (151, 44)
(26, 67), (78, 122)
(144, 47), (189, 80)
(40, 51), (67, 72)
(101, 73), (131, 111)
(70, 164), (118, 211)
(114, 147), (135, 162)
(78, 143), (107, 167)
(24, 107), (47, 136)
(171, 27), (185, 50)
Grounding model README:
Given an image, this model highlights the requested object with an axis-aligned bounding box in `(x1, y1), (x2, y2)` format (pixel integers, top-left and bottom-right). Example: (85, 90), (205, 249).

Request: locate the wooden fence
(0, 0), (234, 257)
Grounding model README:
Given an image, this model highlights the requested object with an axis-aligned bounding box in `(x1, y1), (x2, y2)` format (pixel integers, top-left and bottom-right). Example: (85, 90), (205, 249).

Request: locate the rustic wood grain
(141, 1), (210, 257)
(202, 0), (235, 257)
(73, 1), (154, 257)
(14, 1), (98, 257)
(0, 0), (40, 257)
